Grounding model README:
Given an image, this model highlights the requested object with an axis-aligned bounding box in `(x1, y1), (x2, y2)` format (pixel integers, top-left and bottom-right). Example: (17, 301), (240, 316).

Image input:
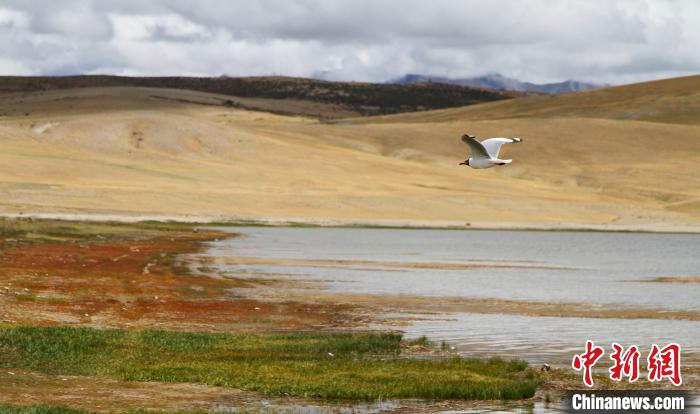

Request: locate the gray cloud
(0, 0), (698, 84)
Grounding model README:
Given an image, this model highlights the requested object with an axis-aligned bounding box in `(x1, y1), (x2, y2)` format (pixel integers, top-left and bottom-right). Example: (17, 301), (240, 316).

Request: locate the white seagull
(459, 133), (523, 169)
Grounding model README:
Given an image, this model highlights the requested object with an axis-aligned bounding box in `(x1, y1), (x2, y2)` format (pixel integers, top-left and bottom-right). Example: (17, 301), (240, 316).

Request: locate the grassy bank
(0, 218), (540, 405)
(0, 326), (538, 400)
(0, 218), (197, 245)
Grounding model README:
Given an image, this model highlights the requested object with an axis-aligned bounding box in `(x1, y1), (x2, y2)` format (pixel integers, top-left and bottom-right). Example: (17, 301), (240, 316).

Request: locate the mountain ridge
(390, 72), (605, 94)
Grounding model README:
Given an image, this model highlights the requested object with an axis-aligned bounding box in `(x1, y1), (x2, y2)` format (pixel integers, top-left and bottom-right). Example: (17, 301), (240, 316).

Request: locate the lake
(196, 227), (700, 367)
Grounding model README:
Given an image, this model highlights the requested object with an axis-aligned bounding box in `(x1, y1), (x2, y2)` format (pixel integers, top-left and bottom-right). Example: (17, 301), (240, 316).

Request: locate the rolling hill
(366, 74), (700, 125)
(0, 75), (514, 119)
(0, 75), (698, 231)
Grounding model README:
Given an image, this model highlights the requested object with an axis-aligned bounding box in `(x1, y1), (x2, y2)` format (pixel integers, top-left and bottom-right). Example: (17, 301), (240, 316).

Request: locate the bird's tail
(496, 159), (512, 165)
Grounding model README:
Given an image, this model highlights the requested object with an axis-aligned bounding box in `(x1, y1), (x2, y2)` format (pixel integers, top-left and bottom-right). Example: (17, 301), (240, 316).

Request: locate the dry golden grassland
(1, 76), (698, 231)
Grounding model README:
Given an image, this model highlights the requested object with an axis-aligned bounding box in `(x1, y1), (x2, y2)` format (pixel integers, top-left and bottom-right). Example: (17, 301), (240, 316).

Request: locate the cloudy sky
(1, 0), (699, 84)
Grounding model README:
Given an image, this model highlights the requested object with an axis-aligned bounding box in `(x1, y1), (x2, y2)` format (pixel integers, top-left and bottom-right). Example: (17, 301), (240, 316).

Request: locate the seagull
(459, 133), (522, 169)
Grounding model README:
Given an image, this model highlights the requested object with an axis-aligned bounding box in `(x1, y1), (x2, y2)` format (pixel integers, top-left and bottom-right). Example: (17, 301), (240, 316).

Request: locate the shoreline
(0, 219), (548, 409)
(2, 217), (698, 412)
(3, 212), (699, 234)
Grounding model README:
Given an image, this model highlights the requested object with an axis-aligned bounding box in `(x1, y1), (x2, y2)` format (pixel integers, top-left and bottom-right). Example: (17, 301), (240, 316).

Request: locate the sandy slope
(355, 74), (700, 125)
(0, 79), (698, 230)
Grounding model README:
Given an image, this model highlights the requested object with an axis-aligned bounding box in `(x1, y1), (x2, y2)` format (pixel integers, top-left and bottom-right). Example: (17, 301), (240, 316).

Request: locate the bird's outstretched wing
(480, 137), (522, 158)
(461, 134), (490, 159)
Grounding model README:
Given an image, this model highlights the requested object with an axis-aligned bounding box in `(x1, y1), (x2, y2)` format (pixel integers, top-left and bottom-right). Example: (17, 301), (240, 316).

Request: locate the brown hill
(0, 75), (515, 119)
(355, 74), (700, 125)
(0, 76), (698, 231)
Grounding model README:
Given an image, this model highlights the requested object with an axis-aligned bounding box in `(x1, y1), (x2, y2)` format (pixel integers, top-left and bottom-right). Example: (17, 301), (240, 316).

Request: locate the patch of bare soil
(229, 287), (700, 321)
(0, 231), (370, 331)
(202, 255), (572, 271)
(0, 369), (239, 413)
(356, 294), (700, 321)
(645, 276), (700, 283)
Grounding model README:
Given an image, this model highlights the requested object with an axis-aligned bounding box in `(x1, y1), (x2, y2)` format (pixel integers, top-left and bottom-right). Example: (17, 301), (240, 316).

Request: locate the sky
(0, 0), (699, 85)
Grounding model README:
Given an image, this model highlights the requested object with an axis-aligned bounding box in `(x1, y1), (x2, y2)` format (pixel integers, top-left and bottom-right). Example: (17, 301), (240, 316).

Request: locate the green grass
(406, 335), (432, 346)
(0, 326), (538, 400)
(0, 218), (196, 245)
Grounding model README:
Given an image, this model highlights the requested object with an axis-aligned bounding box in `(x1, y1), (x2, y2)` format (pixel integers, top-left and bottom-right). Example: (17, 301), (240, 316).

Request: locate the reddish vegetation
(0, 230), (365, 331)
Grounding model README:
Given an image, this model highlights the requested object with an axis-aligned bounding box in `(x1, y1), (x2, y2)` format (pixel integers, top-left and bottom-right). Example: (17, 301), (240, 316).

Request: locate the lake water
(198, 227), (700, 367)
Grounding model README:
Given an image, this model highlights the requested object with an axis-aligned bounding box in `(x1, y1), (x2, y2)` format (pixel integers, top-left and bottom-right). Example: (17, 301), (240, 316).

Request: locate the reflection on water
(199, 227), (700, 366)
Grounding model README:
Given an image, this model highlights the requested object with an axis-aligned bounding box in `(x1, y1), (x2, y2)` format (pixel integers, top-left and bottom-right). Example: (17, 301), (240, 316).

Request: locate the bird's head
(463, 133), (475, 139)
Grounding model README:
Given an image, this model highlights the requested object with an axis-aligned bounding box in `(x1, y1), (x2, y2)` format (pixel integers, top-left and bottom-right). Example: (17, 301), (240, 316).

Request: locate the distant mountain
(390, 73), (606, 94)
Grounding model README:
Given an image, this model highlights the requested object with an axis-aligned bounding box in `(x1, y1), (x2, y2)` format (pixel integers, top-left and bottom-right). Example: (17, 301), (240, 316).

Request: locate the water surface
(199, 227), (700, 366)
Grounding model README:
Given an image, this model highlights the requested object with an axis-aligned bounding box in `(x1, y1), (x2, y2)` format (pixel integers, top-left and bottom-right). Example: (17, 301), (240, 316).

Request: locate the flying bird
(459, 133), (522, 169)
